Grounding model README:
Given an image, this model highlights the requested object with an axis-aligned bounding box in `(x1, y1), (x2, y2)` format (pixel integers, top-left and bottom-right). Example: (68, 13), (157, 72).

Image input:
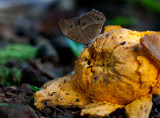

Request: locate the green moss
(11, 68), (21, 84)
(0, 44), (37, 64)
(0, 67), (10, 86)
(110, 17), (139, 27)
(141, 0), (160, 13)
(0, 66), (22, 87)
(124, 0), (160, 13)
(0, 103), (14, 106)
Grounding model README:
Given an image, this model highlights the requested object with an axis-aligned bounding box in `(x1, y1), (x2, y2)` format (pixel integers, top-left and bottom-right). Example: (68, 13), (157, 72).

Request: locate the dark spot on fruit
(133, 47), (139, 51)
(91, 69), (93, 72)
(111, 36), (115, 40)
(66, 93), (69, 95)
(64, 79), (66, 83)
(43, 100), (47, 105)
(88, 60), (91, 65)
(104, 79), (109, 83)
(91, 55), (94, 58)
(94, 76), (97, 81)
(48, 92), (54, 96)
(75, 99), (80, 102)
(120, 41), (126, 45)
(105, 33), (110, 37)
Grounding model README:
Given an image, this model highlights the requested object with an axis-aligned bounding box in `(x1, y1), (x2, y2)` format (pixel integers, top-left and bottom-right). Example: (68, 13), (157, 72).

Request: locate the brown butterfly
(58, 9), (106, 44)
(140, 34), (160, 66)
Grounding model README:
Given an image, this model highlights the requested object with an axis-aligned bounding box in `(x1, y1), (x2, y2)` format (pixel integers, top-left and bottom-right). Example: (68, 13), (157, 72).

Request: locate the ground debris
(0, 104), (37, 118)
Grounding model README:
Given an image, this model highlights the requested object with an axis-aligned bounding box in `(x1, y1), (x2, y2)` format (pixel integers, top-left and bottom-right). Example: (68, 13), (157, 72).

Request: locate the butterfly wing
(58, 9), (106, 44)
(80, 9), (106, 44)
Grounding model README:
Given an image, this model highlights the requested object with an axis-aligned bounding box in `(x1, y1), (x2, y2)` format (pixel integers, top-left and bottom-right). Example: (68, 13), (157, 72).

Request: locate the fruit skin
(104, 25), (122, 33)
(125, 95), (152, 118)
(74, 29), (159, 105)
(33, 27), (160, 117)
(34, 75), (91, 110)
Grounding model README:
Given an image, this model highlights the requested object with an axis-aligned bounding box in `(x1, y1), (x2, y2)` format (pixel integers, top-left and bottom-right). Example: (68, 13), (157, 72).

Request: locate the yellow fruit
(34, 27), (160, 118)
(104, 25), (122, 33)
(74, 29), (159, 105)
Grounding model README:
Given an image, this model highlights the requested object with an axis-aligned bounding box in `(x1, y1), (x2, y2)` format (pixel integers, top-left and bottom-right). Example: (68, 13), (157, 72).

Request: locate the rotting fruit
(34, 26), (160, 118)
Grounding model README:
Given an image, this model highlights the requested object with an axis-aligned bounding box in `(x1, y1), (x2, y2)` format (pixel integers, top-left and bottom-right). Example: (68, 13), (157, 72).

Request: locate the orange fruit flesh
(74, 29), (160, 105)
